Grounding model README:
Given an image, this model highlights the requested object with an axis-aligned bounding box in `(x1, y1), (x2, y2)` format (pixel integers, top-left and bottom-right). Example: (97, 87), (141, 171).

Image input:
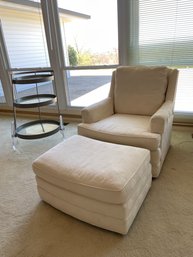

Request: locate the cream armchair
(78, 66), (179, 177)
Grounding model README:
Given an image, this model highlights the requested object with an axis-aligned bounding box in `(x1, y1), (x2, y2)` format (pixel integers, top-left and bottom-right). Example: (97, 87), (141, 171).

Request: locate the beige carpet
(1, 115), (193, 257)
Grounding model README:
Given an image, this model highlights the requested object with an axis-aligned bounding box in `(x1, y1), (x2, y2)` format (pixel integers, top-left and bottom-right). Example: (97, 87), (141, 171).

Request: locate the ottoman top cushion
(33, 135), (150, 204)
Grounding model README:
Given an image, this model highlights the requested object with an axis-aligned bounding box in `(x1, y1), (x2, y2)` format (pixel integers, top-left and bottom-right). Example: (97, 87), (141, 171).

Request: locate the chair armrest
(150, 101), (174, 134)
(81, 97), (114, 123)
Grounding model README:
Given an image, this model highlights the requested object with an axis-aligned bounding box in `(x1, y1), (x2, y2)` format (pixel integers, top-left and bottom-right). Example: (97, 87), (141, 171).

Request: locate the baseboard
(0, 109), (82, 123)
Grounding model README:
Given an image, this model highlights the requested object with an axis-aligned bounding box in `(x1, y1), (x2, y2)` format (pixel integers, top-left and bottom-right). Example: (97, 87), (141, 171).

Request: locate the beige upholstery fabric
(78, 66), (179, 177)
(78, 114), (161, 151)
(36, 174), (151, 235)
(33, 135), (150, 204)
(32, 135), (152, 234)
(114, 66), (168, 115)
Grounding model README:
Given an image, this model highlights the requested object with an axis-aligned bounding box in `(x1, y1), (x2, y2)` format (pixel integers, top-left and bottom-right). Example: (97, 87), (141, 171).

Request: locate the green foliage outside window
(68, 45), (78, 66)
(68, 45), (118, 66)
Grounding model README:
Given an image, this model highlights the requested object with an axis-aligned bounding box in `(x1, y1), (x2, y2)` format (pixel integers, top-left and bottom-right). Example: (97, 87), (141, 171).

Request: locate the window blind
(127, 0), (193, 117)
(137, 0), (193, 66)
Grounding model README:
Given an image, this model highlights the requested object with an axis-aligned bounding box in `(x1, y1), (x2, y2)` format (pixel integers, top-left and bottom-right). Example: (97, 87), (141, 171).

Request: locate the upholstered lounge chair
(78, 66), (179, 177)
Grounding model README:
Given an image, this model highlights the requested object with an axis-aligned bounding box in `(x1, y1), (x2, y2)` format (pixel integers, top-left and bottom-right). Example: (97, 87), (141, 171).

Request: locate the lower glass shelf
(15, 120), (61, 139)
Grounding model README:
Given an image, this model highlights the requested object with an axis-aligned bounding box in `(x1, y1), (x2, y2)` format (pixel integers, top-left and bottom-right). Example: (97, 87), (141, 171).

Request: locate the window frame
(0, 0), (193, 123)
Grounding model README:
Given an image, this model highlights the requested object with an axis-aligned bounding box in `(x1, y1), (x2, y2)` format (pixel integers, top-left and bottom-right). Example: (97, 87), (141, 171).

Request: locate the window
(136, 0), (193, 116)
(1, 0), (192, 123)
(0, 80), (5, 103)
(138, 0), (193, 66)
(66, 68), (114, 107)
(174, 68), (193, 113)
(59, 0), (118, 107)
(0, 0), (53, 100)
(0, 4), (50, 68)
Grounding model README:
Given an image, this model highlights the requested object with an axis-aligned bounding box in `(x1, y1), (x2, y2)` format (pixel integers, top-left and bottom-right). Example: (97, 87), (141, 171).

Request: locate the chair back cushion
(114, 66), (168, 115)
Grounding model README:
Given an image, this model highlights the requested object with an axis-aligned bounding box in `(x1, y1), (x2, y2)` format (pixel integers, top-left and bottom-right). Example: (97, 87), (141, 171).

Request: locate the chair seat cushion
(32, 135), (151, 204)
(78, 114), (161, 151)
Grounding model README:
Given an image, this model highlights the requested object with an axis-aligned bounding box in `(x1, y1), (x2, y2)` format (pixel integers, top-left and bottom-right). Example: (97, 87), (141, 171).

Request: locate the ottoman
(32, 135), (152, 235)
